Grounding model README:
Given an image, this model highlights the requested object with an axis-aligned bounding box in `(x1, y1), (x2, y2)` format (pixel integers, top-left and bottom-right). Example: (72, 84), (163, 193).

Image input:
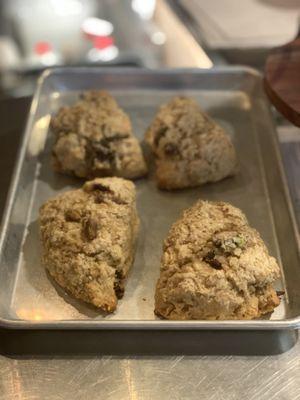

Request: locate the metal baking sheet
(0, 67), (299, 333)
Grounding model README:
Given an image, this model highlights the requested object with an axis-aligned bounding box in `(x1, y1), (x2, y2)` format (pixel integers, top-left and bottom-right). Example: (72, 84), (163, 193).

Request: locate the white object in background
(151, 31), (166, 45)
(132, 0), (156, 19)
(50, 0), (83, 16)
(82, 18), (114, 37)
(0, 36), (20, 70)
(87, 46), (119, 62)
(180, 0), (300, 48)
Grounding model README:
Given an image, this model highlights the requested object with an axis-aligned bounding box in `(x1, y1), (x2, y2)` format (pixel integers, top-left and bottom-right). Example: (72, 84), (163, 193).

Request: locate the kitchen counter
(1, 343), (300, 400)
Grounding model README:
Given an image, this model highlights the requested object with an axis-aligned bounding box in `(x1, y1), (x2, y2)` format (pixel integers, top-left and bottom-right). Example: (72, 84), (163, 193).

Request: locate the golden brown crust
(146, 96), (238, 189)
(51, 90), (147, 180)
(155, 201), (280, 320)
(39, 177), (139, 312)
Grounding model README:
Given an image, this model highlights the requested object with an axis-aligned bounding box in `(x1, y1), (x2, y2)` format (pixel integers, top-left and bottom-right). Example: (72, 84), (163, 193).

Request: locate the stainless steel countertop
(0, 341), (300, 400)
(0, 2), (300, 399)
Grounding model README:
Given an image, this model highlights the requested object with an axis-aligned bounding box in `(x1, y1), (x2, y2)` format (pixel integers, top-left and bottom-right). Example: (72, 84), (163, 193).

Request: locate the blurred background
(0, 0), (298, 98)
(0, 0), (299, 220)
(0, 0), (210, 97)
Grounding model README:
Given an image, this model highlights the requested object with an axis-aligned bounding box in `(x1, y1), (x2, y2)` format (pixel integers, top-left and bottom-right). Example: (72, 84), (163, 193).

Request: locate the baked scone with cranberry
(39, 177), (139, 312)
(155, 200), (280, 320)
(51, 90), (147, 179)
(145, 96), (237, 189)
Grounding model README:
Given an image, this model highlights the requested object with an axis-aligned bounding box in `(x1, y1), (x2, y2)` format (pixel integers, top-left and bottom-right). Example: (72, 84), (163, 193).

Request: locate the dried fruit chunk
(82, 216), (99, 241)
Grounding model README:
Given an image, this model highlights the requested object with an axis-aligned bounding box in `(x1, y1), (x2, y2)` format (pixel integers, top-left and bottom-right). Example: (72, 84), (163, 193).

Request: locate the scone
(155, 201), (280, 320)
(145, 96), (237, 189)
(39, 177), (139, 312)
(51, 90), (147, 179)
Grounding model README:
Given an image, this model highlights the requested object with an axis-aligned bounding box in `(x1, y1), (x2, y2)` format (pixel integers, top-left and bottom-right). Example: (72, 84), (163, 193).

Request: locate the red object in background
(83, 30), (114, 49)
(34, 41), (52, 55)
(92, 36), (114, 50)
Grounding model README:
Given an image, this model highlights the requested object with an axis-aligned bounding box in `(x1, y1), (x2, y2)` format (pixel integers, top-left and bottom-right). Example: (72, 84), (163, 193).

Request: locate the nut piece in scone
(145, 96), (237, 189)
(39, 177), (139, 312)
(51, 90), (147, 180)
(155, 201), (280, 320)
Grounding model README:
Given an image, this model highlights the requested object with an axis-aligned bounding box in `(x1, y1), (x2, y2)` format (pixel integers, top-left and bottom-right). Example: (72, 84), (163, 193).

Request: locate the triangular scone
(39, 177), (139, 312)
(51, 90), (147, 179)
(155, 201), (280, 320)
(146, 96), (237, 189)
